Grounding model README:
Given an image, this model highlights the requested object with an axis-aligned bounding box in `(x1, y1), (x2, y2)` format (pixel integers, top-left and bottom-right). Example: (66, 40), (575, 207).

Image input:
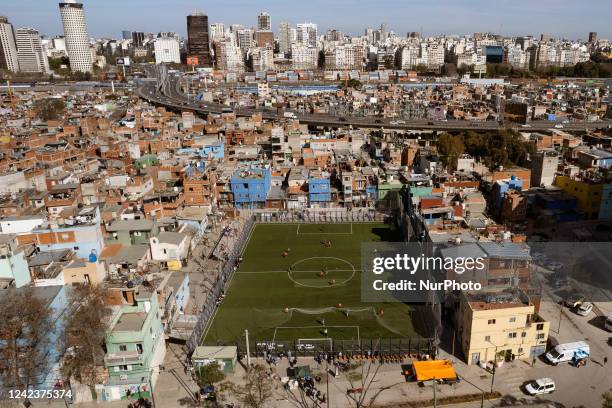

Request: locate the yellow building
(554, 175), (603, 219)
(62, 259), (106, 285)
(457, 289), (549, 366)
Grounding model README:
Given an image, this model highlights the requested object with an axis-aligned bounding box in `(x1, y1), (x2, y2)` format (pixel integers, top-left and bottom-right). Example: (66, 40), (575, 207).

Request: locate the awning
(412, 360), (457, 381)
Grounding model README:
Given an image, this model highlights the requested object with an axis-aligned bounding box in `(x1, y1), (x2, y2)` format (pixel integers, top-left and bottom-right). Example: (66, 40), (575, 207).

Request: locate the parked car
(554, 124), (564, 129)
(576, 302), (593, 316)
(564, 293), (585, 308)
(525, 378), (556, 395)
(605, 315), (612, 332)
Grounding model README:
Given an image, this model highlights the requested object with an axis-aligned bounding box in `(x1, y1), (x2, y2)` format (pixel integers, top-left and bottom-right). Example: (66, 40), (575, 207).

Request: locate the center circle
(288, 257), (356, 288)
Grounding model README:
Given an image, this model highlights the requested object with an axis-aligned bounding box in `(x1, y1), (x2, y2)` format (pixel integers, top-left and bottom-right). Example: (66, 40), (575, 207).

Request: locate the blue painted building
(176, 141), (225, 160)
(0, 234), (31, 287)
(491, 176), (523, 216)
(32, 206), (105, 259)
(308, 171), (331, 207)
(230, 167), (272, 209)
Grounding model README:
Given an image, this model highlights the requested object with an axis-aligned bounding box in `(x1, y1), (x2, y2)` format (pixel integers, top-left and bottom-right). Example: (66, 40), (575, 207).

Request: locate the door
(529, 345), (546, 360)
(471, 352), (480, 366)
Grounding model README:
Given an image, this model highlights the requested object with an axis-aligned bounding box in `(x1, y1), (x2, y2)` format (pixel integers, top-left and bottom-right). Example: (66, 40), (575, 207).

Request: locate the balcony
(104, 350), (143, 366)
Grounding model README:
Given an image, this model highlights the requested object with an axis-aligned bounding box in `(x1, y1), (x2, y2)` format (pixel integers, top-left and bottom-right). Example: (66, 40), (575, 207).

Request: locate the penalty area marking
(273, 325), (361, 343)
(295, 224), (354, 235)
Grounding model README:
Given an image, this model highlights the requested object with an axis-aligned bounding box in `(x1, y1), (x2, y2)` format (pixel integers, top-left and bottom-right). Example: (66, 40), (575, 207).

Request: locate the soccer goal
(297, 337), (334, 353)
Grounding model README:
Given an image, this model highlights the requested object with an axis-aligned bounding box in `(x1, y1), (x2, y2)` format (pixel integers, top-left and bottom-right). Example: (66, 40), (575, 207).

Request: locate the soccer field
(202, 223), (420, 346)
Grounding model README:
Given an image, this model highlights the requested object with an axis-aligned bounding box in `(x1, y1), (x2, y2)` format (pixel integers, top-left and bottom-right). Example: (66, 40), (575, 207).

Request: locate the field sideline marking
(200, 222), (256, 343)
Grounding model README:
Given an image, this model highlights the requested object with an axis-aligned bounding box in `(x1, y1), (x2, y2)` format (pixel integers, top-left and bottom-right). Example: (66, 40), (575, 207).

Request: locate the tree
(0, 288), (53, 388)
(196, 362), (226, 387)
(437, 133), (465, 170)
(60, 284), (111, 387)
(33, 98), (65, 121)
(229, 364), (274, 408)
(336, 360), (402, 408)
(603, 392), (612, 408)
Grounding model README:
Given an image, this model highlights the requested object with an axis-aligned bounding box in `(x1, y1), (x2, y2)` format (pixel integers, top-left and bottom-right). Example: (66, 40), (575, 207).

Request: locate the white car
(576, 302), (593, 316)
(546, 261), (564, 271)
(525, 378), (556, 395)
(554, 124), (564, 129)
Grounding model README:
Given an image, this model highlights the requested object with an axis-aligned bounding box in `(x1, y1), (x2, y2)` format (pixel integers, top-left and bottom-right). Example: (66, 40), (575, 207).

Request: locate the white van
(545, 341), (589, 365)
(605, 315), (612, 332)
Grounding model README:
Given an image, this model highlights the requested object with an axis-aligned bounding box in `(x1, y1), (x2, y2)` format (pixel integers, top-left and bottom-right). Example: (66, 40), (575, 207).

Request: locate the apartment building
(457, 289), (549, 366)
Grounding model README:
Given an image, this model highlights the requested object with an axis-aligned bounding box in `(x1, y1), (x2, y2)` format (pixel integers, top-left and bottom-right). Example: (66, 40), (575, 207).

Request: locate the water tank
(88, 250), (98, 263)
(510, 175), (516, 180)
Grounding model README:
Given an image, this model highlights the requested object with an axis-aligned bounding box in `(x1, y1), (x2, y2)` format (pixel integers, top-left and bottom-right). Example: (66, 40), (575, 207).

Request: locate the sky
(3, 0), (611, 40)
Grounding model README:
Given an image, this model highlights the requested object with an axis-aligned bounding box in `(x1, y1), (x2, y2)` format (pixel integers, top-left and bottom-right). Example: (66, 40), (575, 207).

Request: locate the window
(136, 344), (143, 354)
(521, 332), (527, 338)
(536, 323), (544, 330)
(518, 347), (523, 353)
(485, 335), (491, 342)
(119, 365), (128, 371)
(509, 317), (516, 323)
(119, 345), (127, 352)
(537, 333), (546, 340)
(508, 332), (517, 339)
(488, 319), (496, 325)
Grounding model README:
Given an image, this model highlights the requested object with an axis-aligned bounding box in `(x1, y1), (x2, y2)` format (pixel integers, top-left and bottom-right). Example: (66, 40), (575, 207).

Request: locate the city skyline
(2, 0), (611, 40)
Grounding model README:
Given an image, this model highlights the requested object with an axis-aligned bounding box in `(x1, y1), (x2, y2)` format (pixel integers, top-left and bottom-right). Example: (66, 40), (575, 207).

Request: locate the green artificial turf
(202, 223), (419, 345)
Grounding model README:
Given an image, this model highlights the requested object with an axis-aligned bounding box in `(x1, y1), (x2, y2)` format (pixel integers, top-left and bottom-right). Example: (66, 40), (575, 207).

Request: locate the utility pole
(433, 378), (437, 408)
(245, 329), (251, 368)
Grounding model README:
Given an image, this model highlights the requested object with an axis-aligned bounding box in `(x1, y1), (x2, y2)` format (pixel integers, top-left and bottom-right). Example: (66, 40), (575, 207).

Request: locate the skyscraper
(16, 28), (50, 73)
(278, 22), (291, 56)
(296, 23), (318, 47)
(0, 16), (19, 72)
(121, 30), (132, 40)
(187, 11), (212, 66)
(132, 31), (145, 47)
(257, 12), (271, 32)
(58, 0), (93, 73)
(588, 32), (597, 43)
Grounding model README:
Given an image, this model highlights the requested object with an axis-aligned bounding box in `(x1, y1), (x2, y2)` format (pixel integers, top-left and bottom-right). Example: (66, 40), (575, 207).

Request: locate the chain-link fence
(248, 337), (437, 359)
(186, 217), (256, 357)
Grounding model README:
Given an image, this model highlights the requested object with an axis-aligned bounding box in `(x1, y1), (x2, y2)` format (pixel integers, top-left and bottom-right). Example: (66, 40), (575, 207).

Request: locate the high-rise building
(121, 30), (132, 40)
(187, 11), (212, 66)
(278, 22), (292, 56)
(132, 31), (145, 47)
(257, 12), (271, 32)
(255, 31), (273, 48)
(588, 32), (597, 43)
(296, 23), (317, 47)
(0, 16), (19, 72)
(214, 39), (244, 72)
(154, 35), (181, 64)
(58, 0), (93, 73)
(210, 23), (226, 43)
(16, 28), (50, 73)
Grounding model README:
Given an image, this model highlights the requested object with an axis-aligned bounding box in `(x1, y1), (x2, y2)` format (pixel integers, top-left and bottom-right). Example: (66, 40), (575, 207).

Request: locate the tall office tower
(131, 31), (145, 47)
(58, 0), (93, 72)
(186, 11), (212, 66)
(588, 32), (597, 43)
(210, 23), (226, 43)
(278, 22), (292, 56)
(540, 33), (550, 42)
(380, 23), (387, 42)
(121, 30), (132, 40)
(296, 23), (318, 47)
(257, 12), (271, 32)
(0, 16), (19, 72)
(16, 28), (50, 73)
